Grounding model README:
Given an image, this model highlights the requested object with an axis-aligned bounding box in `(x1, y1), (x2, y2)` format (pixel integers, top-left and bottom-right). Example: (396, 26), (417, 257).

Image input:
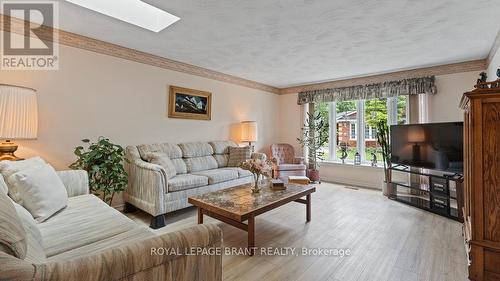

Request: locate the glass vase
(251, 173), (261, 194)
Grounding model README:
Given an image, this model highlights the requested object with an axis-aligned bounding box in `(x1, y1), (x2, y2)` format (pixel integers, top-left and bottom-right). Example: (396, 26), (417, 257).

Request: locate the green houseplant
(375, 120), (393, 196)
(297, 111), (329, 182)
(70, 137), (128, 205)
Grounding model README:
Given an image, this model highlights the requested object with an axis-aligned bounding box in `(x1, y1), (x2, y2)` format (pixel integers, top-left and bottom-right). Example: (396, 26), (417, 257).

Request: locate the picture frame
(168, 85), (212, 120)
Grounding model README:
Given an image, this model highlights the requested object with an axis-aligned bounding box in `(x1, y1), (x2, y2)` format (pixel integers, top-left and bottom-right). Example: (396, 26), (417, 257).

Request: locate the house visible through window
(317, 95), (409, 163)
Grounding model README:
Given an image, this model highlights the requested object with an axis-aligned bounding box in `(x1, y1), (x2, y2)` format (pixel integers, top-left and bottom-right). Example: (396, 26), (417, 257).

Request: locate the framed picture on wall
(168, 85), (212, 120)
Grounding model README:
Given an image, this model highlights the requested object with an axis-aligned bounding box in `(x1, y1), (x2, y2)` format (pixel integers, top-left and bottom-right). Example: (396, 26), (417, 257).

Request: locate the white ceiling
(57, 0), (500, 88)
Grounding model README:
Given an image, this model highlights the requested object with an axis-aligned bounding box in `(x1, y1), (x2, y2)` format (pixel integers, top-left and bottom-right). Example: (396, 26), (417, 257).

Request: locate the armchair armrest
(251, 152), (267, 161)
(294, 157), (305, 165)
(56, 170), (89, 197)
(125, 159), (168, 216)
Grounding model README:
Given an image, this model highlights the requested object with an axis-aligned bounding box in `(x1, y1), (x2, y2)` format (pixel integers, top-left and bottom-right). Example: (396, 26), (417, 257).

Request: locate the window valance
(297, 76), (436, 105)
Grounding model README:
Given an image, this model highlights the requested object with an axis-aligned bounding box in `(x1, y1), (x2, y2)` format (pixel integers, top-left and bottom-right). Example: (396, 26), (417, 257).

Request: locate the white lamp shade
(0, 85), (38, 140)
(241, 121), (258, 142)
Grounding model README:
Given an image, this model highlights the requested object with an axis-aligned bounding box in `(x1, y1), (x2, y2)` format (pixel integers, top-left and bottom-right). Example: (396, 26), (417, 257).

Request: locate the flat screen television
(390, 122), (463, 173)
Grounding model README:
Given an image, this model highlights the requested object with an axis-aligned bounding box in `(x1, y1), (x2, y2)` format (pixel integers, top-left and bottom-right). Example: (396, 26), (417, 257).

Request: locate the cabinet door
(481, 100), (500, 242)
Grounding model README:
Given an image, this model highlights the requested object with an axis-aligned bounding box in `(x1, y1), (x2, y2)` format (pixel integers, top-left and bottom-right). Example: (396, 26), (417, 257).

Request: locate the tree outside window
(314, 95), (408, 164)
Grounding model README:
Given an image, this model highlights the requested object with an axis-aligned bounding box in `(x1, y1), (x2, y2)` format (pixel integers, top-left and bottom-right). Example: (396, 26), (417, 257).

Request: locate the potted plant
(375, 120), (393, 197)
(297, 111), (329, 182)
(70, 137), (128, 205)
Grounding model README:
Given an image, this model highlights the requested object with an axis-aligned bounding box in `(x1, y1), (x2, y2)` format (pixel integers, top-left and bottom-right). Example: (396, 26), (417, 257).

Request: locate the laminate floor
(126, 182), (468, 281)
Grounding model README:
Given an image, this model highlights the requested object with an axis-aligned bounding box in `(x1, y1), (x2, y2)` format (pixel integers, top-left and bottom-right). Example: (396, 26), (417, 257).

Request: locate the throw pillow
(0, 157), (48, 204)
(0, 190), (27, 259)
(227, 146), (252, 167)
(8, 165), (68, 223)
(145, 152), (177, 179)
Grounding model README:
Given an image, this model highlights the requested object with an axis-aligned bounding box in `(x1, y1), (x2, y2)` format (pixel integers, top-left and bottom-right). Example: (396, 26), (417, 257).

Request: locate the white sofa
(125, 140), (266, 228)
(0, 169), (223, 281)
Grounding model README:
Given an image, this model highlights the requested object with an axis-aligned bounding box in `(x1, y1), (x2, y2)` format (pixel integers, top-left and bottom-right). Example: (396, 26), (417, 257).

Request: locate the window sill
(319, 160), (384, 169)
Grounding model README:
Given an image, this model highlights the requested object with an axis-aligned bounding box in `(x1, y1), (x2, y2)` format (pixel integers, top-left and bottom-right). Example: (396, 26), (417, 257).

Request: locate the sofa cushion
(137, 143), (183, 160)
(276, 163), (307, 171)
(179, 142), (214, 158)
(214, 154), (229, 168)
(145, 152), (177, 179)
(192, 169), (239, 184)
(38, 194), (138, 257)
(185, 156), (218, 173)
(48, 227), (153, 262)
(9, 165), (69, 223)
(172, 159), (187, 174)
(227, 146), (252, 167)
(209, 141), (238, 155)
(222, 167), (253, 178)
(0, 191), (27, 259)
(168, 174), (209, 192)
(0, 156), (48, 204)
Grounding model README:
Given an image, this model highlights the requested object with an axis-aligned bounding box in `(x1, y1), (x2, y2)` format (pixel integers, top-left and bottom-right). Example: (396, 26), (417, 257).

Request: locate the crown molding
(0, 14), (281, 94)
(279, 59), (487, 94)
(487, 30), (500, 68)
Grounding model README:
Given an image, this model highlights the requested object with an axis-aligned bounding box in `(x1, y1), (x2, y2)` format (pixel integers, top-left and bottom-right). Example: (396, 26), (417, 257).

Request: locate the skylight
(65, 0), (180, 32)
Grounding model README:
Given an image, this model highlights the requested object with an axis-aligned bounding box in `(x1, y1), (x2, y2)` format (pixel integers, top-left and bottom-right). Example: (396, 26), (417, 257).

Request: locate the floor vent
(344, 186), (359, 190)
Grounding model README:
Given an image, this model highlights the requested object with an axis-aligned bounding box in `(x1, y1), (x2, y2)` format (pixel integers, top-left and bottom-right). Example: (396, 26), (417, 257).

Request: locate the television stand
(388, 166), (464, 222)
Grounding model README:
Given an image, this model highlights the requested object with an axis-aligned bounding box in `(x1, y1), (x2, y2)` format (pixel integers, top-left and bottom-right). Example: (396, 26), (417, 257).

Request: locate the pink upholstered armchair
(270, 144), (307, 181)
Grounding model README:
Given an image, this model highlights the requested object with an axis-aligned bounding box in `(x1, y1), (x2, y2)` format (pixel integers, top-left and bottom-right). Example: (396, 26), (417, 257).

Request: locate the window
(350, 123), (356, 140)
(317, 95), (409, 163)
(335, 101), (357, 161)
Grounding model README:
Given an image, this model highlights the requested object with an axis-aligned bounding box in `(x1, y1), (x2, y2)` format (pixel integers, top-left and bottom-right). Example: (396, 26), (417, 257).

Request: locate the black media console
(388, 165), (464, 222)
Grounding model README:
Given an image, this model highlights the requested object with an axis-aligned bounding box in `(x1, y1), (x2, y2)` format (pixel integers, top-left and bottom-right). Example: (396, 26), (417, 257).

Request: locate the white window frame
(349, 122), (357, 140)
(322, 95), (409, 164)
(365, 125), (377, 140)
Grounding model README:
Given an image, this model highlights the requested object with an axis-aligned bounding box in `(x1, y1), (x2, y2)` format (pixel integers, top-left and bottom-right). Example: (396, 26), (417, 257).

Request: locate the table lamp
(0, 84), (38, 161)
(408, 125), (425, 164)
(241, 121), (258, 152)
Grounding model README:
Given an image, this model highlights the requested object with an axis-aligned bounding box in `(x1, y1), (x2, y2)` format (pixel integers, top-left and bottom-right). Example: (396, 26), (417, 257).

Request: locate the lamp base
(0, 140), (23, 161)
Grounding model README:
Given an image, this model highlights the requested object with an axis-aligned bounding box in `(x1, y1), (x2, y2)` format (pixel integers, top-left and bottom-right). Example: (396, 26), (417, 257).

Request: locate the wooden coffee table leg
(198, 207), (203, 224)
(248, 214), (255, 256)
(306, 194), (311, 222)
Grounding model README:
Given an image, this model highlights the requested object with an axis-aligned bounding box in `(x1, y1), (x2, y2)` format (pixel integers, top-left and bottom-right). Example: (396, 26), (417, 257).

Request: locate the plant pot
(308, 169), (320, 182)
(383, 182), (397, 198)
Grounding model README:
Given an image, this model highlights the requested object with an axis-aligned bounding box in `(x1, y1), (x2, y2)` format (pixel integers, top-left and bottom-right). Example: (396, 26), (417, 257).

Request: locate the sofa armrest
(56, 170), (89, 197)
(125, 159), (168, 216)
(40, 224), (222, 281)
(251, 152), (267, 161)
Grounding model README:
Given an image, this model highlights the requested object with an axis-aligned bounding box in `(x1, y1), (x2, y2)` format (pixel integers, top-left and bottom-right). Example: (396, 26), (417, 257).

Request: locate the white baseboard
(320, 175), (383, 190)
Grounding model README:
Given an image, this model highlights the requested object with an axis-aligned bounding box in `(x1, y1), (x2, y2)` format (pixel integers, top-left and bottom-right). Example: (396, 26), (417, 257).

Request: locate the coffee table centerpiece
(239, 158), (273, 193)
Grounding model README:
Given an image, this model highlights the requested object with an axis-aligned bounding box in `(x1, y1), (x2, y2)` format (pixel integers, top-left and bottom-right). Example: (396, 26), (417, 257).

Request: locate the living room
(0, 1), (499, 281)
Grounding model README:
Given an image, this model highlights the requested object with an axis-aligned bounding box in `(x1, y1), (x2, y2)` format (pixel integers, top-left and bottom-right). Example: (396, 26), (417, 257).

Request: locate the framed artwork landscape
(168, 85), (212, 120)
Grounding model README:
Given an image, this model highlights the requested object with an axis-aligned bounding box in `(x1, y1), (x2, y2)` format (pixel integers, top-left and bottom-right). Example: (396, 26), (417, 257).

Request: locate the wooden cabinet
(460, 78), (500, 281)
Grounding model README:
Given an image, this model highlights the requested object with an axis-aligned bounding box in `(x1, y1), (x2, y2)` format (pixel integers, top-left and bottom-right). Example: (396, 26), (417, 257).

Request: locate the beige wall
(0, 36), (280, 170)
(428, 71), (479, 122)
(278, 71), (479, 189)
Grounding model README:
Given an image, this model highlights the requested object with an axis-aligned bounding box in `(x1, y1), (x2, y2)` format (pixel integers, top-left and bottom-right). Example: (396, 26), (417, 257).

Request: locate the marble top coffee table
(188, 183), (316, 256)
